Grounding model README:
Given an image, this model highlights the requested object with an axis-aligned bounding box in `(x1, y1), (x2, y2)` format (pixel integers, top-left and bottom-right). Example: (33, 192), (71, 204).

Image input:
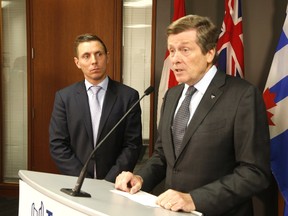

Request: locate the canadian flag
(157, 0), (185, 125)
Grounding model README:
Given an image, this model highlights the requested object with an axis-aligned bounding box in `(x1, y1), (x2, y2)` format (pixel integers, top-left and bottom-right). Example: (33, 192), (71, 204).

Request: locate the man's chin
(174, 76), (185, 84)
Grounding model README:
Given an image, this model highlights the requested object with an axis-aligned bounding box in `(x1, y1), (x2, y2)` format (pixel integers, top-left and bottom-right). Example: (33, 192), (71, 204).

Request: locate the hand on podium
(115, 171), (143, 194)
(115, 171), (198, 214)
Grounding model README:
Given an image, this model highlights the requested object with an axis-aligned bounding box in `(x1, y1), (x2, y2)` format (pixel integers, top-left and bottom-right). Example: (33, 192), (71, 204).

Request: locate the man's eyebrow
(80, 52), (90, 57)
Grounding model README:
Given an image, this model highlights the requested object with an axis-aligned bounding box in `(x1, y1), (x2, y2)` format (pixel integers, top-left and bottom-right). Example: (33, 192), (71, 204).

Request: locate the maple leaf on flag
(263, 88), (277, 126)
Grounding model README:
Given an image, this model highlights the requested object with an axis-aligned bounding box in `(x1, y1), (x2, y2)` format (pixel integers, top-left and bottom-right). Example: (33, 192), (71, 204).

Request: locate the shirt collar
(85, 76), (109, 91)
(184, 65), (217, 95)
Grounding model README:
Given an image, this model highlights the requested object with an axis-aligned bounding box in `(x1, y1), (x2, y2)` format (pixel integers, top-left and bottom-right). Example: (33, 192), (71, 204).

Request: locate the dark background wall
(153, 0), (286, 215)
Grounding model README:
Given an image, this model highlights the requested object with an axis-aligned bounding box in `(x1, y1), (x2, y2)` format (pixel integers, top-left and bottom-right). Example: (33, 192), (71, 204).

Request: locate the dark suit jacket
(138, 71), (271, 216)
(49, 77), (142, 182)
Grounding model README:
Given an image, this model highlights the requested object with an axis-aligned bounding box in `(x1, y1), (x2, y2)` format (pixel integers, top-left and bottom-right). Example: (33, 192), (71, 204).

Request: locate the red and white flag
(217, 0), (244, 78)
(157, 0), (185, 125)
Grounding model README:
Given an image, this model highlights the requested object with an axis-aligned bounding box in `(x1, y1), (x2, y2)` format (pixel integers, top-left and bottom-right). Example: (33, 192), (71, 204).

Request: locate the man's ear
(106, 51), (110, 64)
(74, 57), (81, 69)
(206, 48), (216, 64)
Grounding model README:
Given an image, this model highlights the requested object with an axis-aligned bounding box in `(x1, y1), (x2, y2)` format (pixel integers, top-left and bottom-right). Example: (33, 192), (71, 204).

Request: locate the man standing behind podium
(115, 15), (271, 215)
(49, 34), (142, 183)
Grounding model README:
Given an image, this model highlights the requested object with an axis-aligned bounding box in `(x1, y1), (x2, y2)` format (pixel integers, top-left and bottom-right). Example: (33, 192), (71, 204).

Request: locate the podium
(18, 170), (190, 216)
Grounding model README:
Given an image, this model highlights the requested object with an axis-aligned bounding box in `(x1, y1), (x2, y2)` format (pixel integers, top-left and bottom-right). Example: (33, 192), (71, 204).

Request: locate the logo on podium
(31, 201), (53, 216)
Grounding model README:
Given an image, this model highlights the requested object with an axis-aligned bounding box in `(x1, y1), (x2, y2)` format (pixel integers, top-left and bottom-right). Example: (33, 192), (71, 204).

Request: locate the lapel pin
(211, 94), (215, 99)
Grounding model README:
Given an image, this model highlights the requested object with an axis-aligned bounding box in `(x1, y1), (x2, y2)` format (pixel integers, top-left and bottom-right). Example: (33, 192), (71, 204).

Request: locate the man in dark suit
(115, 15), (271, 216)
(49, 34), (142, 183)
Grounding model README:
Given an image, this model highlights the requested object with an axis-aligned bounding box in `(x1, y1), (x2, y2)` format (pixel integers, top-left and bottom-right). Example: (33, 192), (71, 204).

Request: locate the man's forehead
(77, 41), (104, 54)
(167, 39), (194, 48)
(167, 30), (197, 46)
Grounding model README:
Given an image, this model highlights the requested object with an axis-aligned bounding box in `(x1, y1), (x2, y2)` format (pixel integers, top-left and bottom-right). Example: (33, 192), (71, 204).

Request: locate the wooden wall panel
(28, 0), (122, 173)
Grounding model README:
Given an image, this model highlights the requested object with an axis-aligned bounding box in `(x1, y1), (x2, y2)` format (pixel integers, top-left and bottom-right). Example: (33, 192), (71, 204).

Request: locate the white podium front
(18, 170), (192, 216)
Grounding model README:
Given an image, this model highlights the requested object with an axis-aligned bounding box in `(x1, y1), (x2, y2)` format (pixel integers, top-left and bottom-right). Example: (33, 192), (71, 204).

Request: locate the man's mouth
(91, 68), (100, 72)
(174, 68), (183, 73)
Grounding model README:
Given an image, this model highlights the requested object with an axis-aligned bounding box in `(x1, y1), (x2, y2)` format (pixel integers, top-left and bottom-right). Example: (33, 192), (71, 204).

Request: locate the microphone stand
(61, 86), (154, 197)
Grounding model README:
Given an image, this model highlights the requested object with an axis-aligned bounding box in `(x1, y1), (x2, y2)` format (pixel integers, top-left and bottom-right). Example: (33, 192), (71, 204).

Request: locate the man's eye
(182, 48), (189, 52)
(181, 48), (191, 55)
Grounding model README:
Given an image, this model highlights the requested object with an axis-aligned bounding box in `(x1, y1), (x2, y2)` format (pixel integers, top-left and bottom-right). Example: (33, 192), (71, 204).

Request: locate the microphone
(61, 86), (154, 197)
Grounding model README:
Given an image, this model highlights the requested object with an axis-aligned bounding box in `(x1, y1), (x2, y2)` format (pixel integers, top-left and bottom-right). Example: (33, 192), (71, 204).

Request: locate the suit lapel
(177, 72), (226, 158)
(97, 79), (117, 142)
(74, 81), (94, 147)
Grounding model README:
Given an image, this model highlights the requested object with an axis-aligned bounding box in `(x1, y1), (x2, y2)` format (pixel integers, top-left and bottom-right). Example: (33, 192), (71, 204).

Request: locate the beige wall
(154, 0), (285, 215)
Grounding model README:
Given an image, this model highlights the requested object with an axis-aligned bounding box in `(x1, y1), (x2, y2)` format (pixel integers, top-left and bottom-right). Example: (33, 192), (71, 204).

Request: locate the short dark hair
(167, 15), (219, 64)
(74, 33), (108, 56)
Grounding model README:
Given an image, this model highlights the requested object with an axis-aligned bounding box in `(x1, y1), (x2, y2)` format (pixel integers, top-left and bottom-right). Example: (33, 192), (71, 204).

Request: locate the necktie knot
(90, 85), (101, 95)
(186, 86), (196, 96)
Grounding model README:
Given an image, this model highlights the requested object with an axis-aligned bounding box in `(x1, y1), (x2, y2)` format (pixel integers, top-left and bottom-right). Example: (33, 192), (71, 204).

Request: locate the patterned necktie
(172, 86), (197, 157)
(89, 86), (102, 147)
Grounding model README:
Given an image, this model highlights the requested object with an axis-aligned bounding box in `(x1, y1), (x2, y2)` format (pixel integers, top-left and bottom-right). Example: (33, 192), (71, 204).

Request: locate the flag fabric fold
(157, 0), (185, 125)
(217, 0), (244, 78)
(263, 4), (288, 216)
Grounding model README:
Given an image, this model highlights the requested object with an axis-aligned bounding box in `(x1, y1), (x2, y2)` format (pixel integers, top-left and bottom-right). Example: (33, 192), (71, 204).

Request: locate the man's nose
(170, 51), (181, 64)
(91, 54), (97, 63)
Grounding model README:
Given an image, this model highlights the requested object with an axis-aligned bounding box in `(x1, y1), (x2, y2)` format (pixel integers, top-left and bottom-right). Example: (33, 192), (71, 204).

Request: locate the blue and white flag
(263, 4), (288, 216)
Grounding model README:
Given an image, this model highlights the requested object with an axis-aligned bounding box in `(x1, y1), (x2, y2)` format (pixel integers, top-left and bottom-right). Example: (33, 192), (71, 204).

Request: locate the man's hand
(156, 189), (196, 212)
(115, 171), (143, 194)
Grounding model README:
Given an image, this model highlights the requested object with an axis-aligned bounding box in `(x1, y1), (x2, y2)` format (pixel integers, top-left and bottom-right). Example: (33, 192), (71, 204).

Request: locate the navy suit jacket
(49, 78), (142, 182)
(138, 71), (271, 216)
